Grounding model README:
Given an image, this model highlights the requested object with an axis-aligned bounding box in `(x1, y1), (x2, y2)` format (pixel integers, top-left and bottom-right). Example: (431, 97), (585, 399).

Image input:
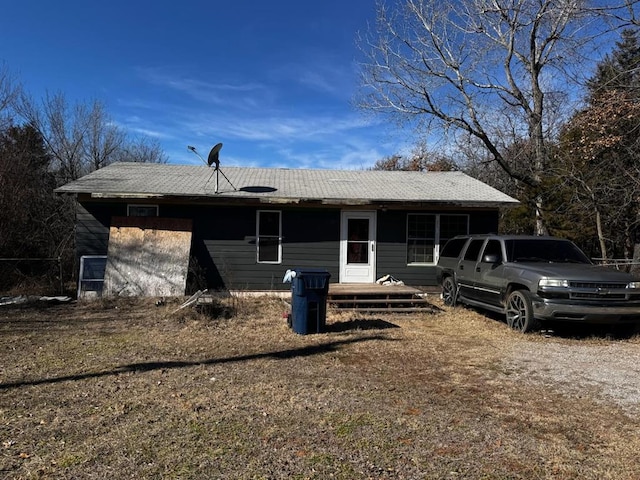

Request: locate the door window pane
(259, 211), (280, 236)
(347, 218), (369, 264)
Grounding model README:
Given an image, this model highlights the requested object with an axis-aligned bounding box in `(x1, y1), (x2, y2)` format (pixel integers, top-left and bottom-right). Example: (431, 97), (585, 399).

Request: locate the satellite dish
(188, 141), (236, 193)
(207, 142), (223, 167)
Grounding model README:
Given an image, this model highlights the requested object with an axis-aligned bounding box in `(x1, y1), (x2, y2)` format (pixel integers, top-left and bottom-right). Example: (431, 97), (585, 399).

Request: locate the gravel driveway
(505, 339), (640, 412)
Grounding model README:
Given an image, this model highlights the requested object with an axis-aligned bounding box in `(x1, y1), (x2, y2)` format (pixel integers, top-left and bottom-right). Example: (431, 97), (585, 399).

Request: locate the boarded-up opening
(103, 217), (193, 297)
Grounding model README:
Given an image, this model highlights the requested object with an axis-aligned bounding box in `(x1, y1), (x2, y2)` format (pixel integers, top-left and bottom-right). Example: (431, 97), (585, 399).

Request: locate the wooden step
(331, 306), (437, 313)
(328, 284), (437, 313)
(328, 295), (434, 313)
(329, 298), (430, 305)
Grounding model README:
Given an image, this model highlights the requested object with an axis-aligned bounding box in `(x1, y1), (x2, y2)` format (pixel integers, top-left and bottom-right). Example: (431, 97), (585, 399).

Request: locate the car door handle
(476, 267), (481, 272)
(459, 265), (464, 270)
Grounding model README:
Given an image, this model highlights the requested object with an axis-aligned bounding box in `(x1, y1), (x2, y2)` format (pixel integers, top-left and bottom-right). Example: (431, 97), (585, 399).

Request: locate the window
(77, 255), (107, 299)
(440, 237), (469, 259)
(440, 215), (469, 245)
(463, 239), (484, 262)
(407, 214), (469, 265)
(257, 210), (281, 263)
(481, 239), (503, 263)
(505, 239), (590, 264)
(347, 218), (370, 264)
(127, 204), (158, 216)
(407, 215), (436, 264)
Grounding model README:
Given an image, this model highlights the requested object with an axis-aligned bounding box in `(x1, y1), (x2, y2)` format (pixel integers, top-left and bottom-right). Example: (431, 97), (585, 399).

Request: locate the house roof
(55, 162), (519, 207)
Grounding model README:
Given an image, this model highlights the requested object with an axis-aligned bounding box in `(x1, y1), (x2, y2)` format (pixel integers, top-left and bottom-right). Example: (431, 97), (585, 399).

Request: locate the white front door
(340, 211), (377, 283)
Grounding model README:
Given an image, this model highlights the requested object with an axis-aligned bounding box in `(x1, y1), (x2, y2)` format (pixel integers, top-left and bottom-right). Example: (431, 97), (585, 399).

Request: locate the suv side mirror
(483, 254), (501, 264)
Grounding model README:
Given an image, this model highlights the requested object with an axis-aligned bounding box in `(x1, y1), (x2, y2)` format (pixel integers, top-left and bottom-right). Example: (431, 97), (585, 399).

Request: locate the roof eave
(69, 191), (518, 209)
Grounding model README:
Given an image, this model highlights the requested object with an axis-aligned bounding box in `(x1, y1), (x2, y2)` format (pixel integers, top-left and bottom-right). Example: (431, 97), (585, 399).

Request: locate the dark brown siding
(192, 207), (340, 291)
(76, 200), (499, 291)
(76, 203), (115, 257)
(376, 209), (499, 286)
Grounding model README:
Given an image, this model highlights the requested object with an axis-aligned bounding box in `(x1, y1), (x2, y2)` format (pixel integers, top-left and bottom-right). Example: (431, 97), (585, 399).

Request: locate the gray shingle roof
(55, 162), (519, 206)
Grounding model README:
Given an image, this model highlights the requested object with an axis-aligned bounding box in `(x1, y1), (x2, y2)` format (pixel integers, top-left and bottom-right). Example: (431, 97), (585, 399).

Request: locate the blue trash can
(290, 269), (331, 334)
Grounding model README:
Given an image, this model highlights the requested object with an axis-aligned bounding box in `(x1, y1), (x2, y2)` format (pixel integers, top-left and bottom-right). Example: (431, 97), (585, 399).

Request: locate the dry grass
(1, 295), (639, 479)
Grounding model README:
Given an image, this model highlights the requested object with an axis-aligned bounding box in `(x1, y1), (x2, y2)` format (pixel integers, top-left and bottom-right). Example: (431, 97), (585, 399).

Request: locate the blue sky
(0, 1), (406, 169)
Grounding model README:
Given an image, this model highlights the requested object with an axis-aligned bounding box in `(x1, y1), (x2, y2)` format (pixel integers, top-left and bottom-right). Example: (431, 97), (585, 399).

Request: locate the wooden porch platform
(195, 283), (442, 314)
(327, 283), (439, 313)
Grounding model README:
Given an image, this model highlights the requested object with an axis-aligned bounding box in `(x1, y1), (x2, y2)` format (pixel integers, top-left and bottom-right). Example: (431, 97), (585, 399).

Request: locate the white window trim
(407, 213), (436, 266)
(256, 210), (282, 264)
(77, 255), (107, 299)
(406, 214), (469, 266)
(127, 204), (159, 216)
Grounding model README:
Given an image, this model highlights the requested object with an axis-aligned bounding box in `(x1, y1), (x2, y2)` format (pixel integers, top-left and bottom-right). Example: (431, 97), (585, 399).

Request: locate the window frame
(127, 204), (159, 217)
(406, 213), (469, 266)
(256, 210), (282, 264)
(480, 239), (504, 263)
(77, 255), (107, 299)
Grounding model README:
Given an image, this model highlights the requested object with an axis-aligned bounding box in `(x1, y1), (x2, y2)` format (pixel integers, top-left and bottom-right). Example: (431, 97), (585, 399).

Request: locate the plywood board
(103, 217), (193, 297)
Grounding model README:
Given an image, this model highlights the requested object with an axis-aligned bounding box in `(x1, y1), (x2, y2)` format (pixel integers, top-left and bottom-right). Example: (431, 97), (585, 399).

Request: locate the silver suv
(436, 235), (640, 332)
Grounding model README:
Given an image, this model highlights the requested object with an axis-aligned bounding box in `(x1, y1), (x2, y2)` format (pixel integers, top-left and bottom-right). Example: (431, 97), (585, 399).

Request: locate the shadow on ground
(326, 318), (400, 333)
(0, 334), (394, 391)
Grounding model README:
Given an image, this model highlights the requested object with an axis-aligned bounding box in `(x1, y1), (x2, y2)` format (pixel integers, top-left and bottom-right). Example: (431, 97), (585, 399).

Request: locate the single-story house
(56, 162), (518, 296)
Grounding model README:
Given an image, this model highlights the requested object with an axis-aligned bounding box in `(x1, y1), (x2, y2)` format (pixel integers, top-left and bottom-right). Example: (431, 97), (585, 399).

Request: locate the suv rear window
(440, 238), (468, 258)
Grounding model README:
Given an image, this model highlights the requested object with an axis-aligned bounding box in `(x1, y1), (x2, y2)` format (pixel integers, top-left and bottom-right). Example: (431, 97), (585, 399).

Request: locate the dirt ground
(1, 294), (639, 479)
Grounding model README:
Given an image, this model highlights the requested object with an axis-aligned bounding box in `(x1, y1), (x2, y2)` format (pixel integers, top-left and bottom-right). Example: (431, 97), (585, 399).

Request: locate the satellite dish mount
(187, 143), (237, 194)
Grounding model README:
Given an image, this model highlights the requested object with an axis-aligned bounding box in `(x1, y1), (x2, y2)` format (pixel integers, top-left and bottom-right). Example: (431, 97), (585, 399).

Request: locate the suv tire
(442, 276), (457, 307)
(506, 290), (539, 333)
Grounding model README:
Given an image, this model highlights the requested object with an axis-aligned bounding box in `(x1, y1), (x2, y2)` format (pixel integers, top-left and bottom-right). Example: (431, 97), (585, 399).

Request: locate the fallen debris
(39, 296), (73, 303)
(0, 295), (28, 307)
(171, 289), (208, 314)
(0, 295), (72, 307)
(376, 274), (404, 286)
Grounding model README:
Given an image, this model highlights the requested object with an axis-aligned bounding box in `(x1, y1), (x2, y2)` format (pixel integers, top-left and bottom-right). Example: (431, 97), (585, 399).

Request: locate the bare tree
(84, 100), (126, 172)
(596, 0), (640, 26)
(113, 136), (168, 164)
(15, 92), (166, 184)
(373, 141), (458, 171)
(16, 92), (108, 182)
(0, 64), (20, 130)
(357, 0), (608, 234)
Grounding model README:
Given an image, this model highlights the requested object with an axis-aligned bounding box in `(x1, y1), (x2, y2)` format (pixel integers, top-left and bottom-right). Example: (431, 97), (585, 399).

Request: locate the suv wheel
(442, 276), (457, 307)
(505, 290), (539, 333)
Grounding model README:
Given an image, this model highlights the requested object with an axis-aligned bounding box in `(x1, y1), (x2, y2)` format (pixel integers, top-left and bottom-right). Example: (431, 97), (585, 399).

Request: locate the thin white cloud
(298, 70), (337, 94)
(128, 127), (169, 139)
(183, 111), (377, 143)
(263, 140), (390, 170)
(114, 61), (399, 170)
(270, 56), (355, 98)
(136, 67), (271, 108)
(115, 96), (395, 169)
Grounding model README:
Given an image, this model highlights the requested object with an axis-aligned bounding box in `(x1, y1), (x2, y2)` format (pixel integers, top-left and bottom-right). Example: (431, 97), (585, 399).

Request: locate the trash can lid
(294, 268), (331, 276)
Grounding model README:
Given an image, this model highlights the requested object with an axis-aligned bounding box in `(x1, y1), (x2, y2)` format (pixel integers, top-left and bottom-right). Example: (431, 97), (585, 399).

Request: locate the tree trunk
(631, 240), (640, 275)
(631, 211), (640, 276)
(595, 208), (608, 261)
(534, 195), (548, 236)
